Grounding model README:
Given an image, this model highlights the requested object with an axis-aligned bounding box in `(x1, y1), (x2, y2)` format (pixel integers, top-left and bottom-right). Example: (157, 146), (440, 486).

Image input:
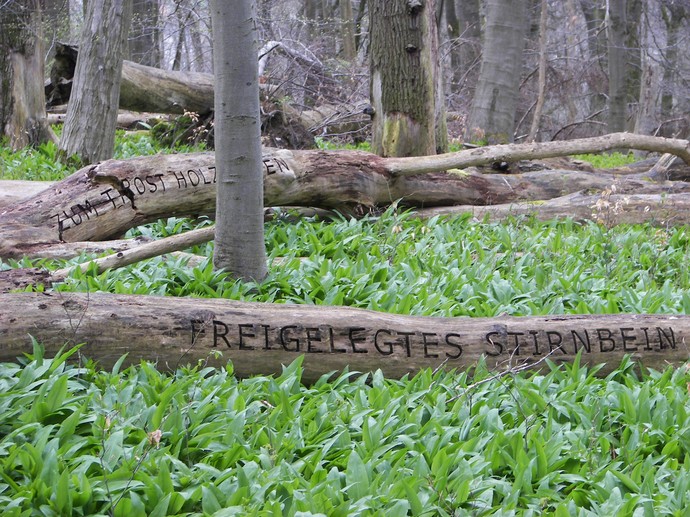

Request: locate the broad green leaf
(345, 450), (368, 502)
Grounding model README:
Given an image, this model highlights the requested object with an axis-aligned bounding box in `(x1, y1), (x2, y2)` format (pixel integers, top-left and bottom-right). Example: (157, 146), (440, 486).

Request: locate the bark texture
(606, 0), (628, 133)
(634, 0), (666, 137)
(210, 0), (267, 281)
(465, 0), (528, 143)
(58, 0), (133, 165)
(369, 0), (447, 156)
(0, 293), (687, 381)
(0, 0), (56, 149)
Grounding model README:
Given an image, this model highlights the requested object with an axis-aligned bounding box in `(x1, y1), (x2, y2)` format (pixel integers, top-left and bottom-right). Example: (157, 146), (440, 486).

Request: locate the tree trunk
(606, 0), (628, 133)
(527, 0), (548, 143)
(1, 133), (689, 259)
(119, 59), (215, 114)
(210, 0), (267, 281)
(456, 0), (480, 68)
(633, 0), (666, 138)
(0, 292), (687, 381)
(465, 0), (528, 143)
(339, 0), (356, 61)
(58, 0), (134, 166)
(0, 0), (57, 149)
(369, 0), (447, 156)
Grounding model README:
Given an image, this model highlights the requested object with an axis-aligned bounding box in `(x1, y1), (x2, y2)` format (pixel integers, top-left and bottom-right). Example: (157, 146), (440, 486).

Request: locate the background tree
(59, 0), (133, 165)
(0, 0), (56, 150)
(464, 0), (528, 143)
(369, 0), (447, 157)
(211, 0), (268, 281)
(605, 0), (629, 133)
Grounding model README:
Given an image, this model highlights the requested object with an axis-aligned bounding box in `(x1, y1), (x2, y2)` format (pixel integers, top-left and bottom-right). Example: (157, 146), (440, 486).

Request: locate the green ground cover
(1, 347), (690, 516)
(1, 135), (689, 514)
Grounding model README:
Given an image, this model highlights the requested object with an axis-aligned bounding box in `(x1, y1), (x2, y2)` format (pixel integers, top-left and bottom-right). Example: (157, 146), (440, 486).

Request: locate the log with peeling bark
(1, 133), (689, 259)
(0, 292), (687, 380)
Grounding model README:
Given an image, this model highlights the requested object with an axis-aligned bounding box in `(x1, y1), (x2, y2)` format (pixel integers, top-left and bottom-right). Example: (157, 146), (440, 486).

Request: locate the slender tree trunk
(210, 0), (268, 281)
(172, 0), (191, 71)
(369, 0), (447, 157)
(456, 0), (480, 71)
(188, 8), (207, 72)
(528, 0), (548, 142)
(339, 0), (356, 61)
(0, 0), (57, 149)
(444, 0), (459, 92)
(606, 0), (628, 133)
(657, 3), (689, 139)
(58, 0), (133, 166)
(354, 0), (367, 52)
(634, 0), (666, 137)
(465, 0), (528, 143)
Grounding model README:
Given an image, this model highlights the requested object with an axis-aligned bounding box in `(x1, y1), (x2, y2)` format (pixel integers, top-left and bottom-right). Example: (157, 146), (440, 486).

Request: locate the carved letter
(213, 320), (231, 348)
(597, 328), (615, 352)
(620, 327), (638, 351)
(444, 333), (463, 359)
(348, 327), (368, 353)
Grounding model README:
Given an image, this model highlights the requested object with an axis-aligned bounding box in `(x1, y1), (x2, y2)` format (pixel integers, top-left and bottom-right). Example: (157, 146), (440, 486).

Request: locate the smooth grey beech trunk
(59, 0), (133, 165)
(465, 0), (528, 143)
(210, 0), (268, 281)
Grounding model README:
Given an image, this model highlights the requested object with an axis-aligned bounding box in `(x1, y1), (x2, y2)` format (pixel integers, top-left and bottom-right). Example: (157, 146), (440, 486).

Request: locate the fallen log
(1, 133), (689, 259)
(385, 132), (690, 176)
(47, 108), (168, 130)
(46, 42), (215, 115)
(418, 190), (690, 226)
(0, 292), (687, 380)
(45, 43), (369, 142)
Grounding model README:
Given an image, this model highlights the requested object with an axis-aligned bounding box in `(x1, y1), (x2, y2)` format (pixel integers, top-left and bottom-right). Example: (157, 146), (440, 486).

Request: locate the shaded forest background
(37, 0), (689, 147)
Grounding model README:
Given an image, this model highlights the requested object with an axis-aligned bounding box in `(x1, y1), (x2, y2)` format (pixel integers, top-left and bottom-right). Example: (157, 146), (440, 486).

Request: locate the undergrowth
(0, 130), (206, 181)
(3, 133), (689, 515)
(10, 210), (687, 318)
(1, 346), (690, 515)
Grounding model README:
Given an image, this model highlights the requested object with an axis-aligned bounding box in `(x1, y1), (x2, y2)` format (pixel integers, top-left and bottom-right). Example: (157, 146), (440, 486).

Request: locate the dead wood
(45, 43), (368, 144)
(384, 132), (690, 176)
(417, 190), (690, 226)
(46, 43), (215, 115)
(50, 226), (214, 281)
(47, 109), (168, 130)
(0, 292), (687, 381)
(1, 133), (689, 259)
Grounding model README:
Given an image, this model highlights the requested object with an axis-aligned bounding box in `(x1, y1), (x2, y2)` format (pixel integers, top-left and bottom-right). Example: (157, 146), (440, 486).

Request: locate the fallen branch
(385, 132), (690, 176)
(51, 225), (214, 280)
